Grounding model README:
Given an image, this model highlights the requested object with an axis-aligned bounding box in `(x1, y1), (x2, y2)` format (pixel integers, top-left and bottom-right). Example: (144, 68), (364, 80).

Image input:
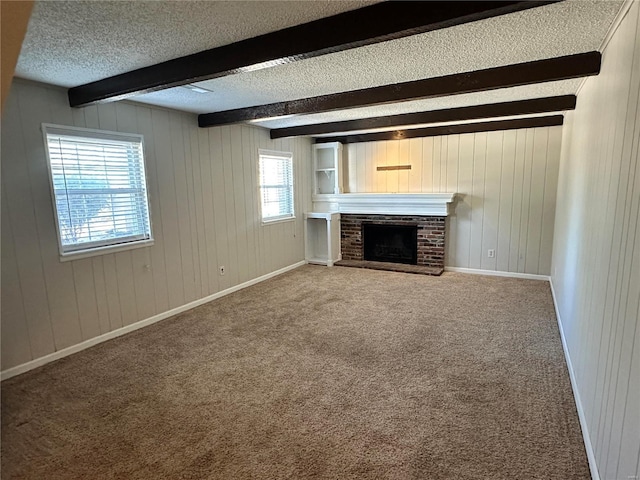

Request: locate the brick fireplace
(308, 193), (455, 274)
(340, 214), (446, 269)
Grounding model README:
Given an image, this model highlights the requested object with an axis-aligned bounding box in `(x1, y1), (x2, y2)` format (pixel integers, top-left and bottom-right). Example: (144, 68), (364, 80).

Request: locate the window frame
(257, 149), (295, 225)
(42, 123), (154, 261)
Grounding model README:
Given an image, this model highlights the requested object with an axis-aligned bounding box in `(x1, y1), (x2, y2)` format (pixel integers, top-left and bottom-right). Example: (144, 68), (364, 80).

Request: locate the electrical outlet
(219, 266), (226, 276)
(488, 249), (495, 258)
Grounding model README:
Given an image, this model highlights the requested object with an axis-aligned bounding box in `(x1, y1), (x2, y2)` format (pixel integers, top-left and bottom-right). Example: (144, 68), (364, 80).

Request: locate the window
(43, 124), (153, 258)
(258, 150), (294, 223)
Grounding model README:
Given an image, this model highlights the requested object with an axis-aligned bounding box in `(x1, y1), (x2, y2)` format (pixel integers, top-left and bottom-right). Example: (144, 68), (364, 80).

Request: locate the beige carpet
(1, 265), (589, 479)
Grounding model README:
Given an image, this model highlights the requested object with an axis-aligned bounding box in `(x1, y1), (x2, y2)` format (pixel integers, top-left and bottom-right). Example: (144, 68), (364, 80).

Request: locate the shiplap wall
(344, 126), (562, 275)
(551, 3), (640, 479)
(1, 80), (312, 371)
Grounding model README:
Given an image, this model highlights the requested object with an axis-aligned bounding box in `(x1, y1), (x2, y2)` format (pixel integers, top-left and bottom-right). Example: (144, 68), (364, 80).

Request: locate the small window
(258, 150), (295, 223)
(43, 124), (153, 259)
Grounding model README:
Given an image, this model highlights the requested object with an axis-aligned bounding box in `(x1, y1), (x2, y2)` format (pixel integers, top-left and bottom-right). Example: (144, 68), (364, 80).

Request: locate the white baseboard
(549, 279), (600, 480)
(1, 261), (306, 382)
(444, 266), (550, 281)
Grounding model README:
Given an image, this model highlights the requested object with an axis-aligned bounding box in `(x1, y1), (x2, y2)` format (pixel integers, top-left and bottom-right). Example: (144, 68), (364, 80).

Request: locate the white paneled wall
(551, 3), (640, 479)
(345, 126), (562, 275)
(1, 80), (312, 371)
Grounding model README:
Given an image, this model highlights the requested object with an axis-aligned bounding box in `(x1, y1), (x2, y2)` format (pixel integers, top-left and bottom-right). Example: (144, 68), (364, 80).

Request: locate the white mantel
(312, 193), (457, 216)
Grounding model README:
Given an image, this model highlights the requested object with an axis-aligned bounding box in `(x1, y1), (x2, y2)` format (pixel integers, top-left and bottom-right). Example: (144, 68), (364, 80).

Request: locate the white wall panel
(0, 80), (311, 371)
(345, 125), (562, 275)
(551, 3), (640, 479)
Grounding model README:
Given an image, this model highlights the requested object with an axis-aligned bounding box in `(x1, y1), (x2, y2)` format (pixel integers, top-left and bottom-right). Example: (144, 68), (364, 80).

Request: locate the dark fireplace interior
(363, 223), (418, 265)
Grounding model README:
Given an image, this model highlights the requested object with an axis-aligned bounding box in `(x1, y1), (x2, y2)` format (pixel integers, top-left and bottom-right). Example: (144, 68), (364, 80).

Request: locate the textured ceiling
(16, 0), (622, 133)
(129, 1), (621, 116)
(16, 0), (376, 87)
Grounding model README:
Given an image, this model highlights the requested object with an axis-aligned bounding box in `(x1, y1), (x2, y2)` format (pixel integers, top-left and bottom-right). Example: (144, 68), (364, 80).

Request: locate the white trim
(261, 215), (296, 226)
(258, 149), (295, 223)
(444, 266), (550, 281)
(549, 279), (600, 480)
(316, 193), (457, 216)
(258, 148), (293, 160)
(59, 239), (154, 262)
(0, 261), (306, 382)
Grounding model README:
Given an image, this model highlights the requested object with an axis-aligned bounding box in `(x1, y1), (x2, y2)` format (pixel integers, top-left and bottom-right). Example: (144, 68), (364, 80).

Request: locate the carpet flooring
(1, 265), (589, 479)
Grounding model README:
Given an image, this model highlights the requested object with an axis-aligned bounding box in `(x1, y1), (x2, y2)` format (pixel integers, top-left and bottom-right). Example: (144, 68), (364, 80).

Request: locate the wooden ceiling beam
(199, 52), (600, 128)
(314, 115), (564, 144)
(269, 95), (576, 138)
(68, 1), (560, 107)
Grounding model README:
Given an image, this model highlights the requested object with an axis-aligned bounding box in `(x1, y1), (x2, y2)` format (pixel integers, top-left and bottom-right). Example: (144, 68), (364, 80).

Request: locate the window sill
(59, 239), (155, 262)
(261, 216), (296, 226)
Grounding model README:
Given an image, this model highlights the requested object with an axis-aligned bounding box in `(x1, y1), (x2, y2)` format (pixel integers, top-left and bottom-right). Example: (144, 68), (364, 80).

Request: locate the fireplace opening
(363, 223), (418, 265)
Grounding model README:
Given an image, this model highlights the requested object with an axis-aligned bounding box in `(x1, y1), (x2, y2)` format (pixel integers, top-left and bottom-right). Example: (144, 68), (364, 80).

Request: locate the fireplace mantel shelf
(314, 193), (457, 216)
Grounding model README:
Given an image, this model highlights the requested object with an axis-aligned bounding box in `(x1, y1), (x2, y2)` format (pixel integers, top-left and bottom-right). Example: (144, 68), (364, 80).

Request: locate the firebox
(363, 223), (418, 265)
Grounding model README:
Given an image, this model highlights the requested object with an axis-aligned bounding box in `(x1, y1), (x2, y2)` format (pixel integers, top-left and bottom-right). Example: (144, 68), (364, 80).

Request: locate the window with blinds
(43, 124), (153, 257)
(258, 150), (294, 223)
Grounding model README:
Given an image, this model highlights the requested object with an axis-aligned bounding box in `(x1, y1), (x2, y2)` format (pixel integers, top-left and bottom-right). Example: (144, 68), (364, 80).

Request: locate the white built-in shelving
(304, 212), (341, 266)
(313, 142), (343, 196)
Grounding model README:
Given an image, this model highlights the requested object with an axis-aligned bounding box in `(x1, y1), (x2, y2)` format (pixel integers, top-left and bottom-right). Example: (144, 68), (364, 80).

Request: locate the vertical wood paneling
(374, 142), (386, 192)
(181, 114), (202, 300)
(345, 124), (562, 274)
(432, 137), (442, 192)
(188, 125), (207, 297)
(241, 126), (258, 280)
(101, 255), (123, 330)
(524, 128), (548, 274)
(1, 80), (311, 372)
(135, 106), (170, 315)
(517, 129), (535, 273)
(151, 109), (183, 308)
(71, 259), (101, 340)
(551, 4), (640, 480)
(1, 90), (56, 359)
(408, 138), (422, 193)
(250, 128), (265, 277)
(398, 139), (410, 193)
(1, 187), (32, 367)
(421, 137), (434, 193)
(497, 131), (515, 272)
(480, 131), (503, 271)
(508, 130), (526, 271)
(220, 126), (240, 286)
(469, 132), (487, 269)
(90, 257), (111, 335)
(539, 127), (560, 276)
(170, 114), (197, 304)
(355, 143), (366, 193)
(18, 83), (82, 350)
(454, 135), (474, 268)
(346, 127), (562, 275)
(231, 127), (250, 283)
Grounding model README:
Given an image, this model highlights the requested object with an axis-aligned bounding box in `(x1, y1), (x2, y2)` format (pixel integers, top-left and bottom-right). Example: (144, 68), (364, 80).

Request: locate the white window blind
(43, 124), (152, 256)
(258, 150), (294, 223)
